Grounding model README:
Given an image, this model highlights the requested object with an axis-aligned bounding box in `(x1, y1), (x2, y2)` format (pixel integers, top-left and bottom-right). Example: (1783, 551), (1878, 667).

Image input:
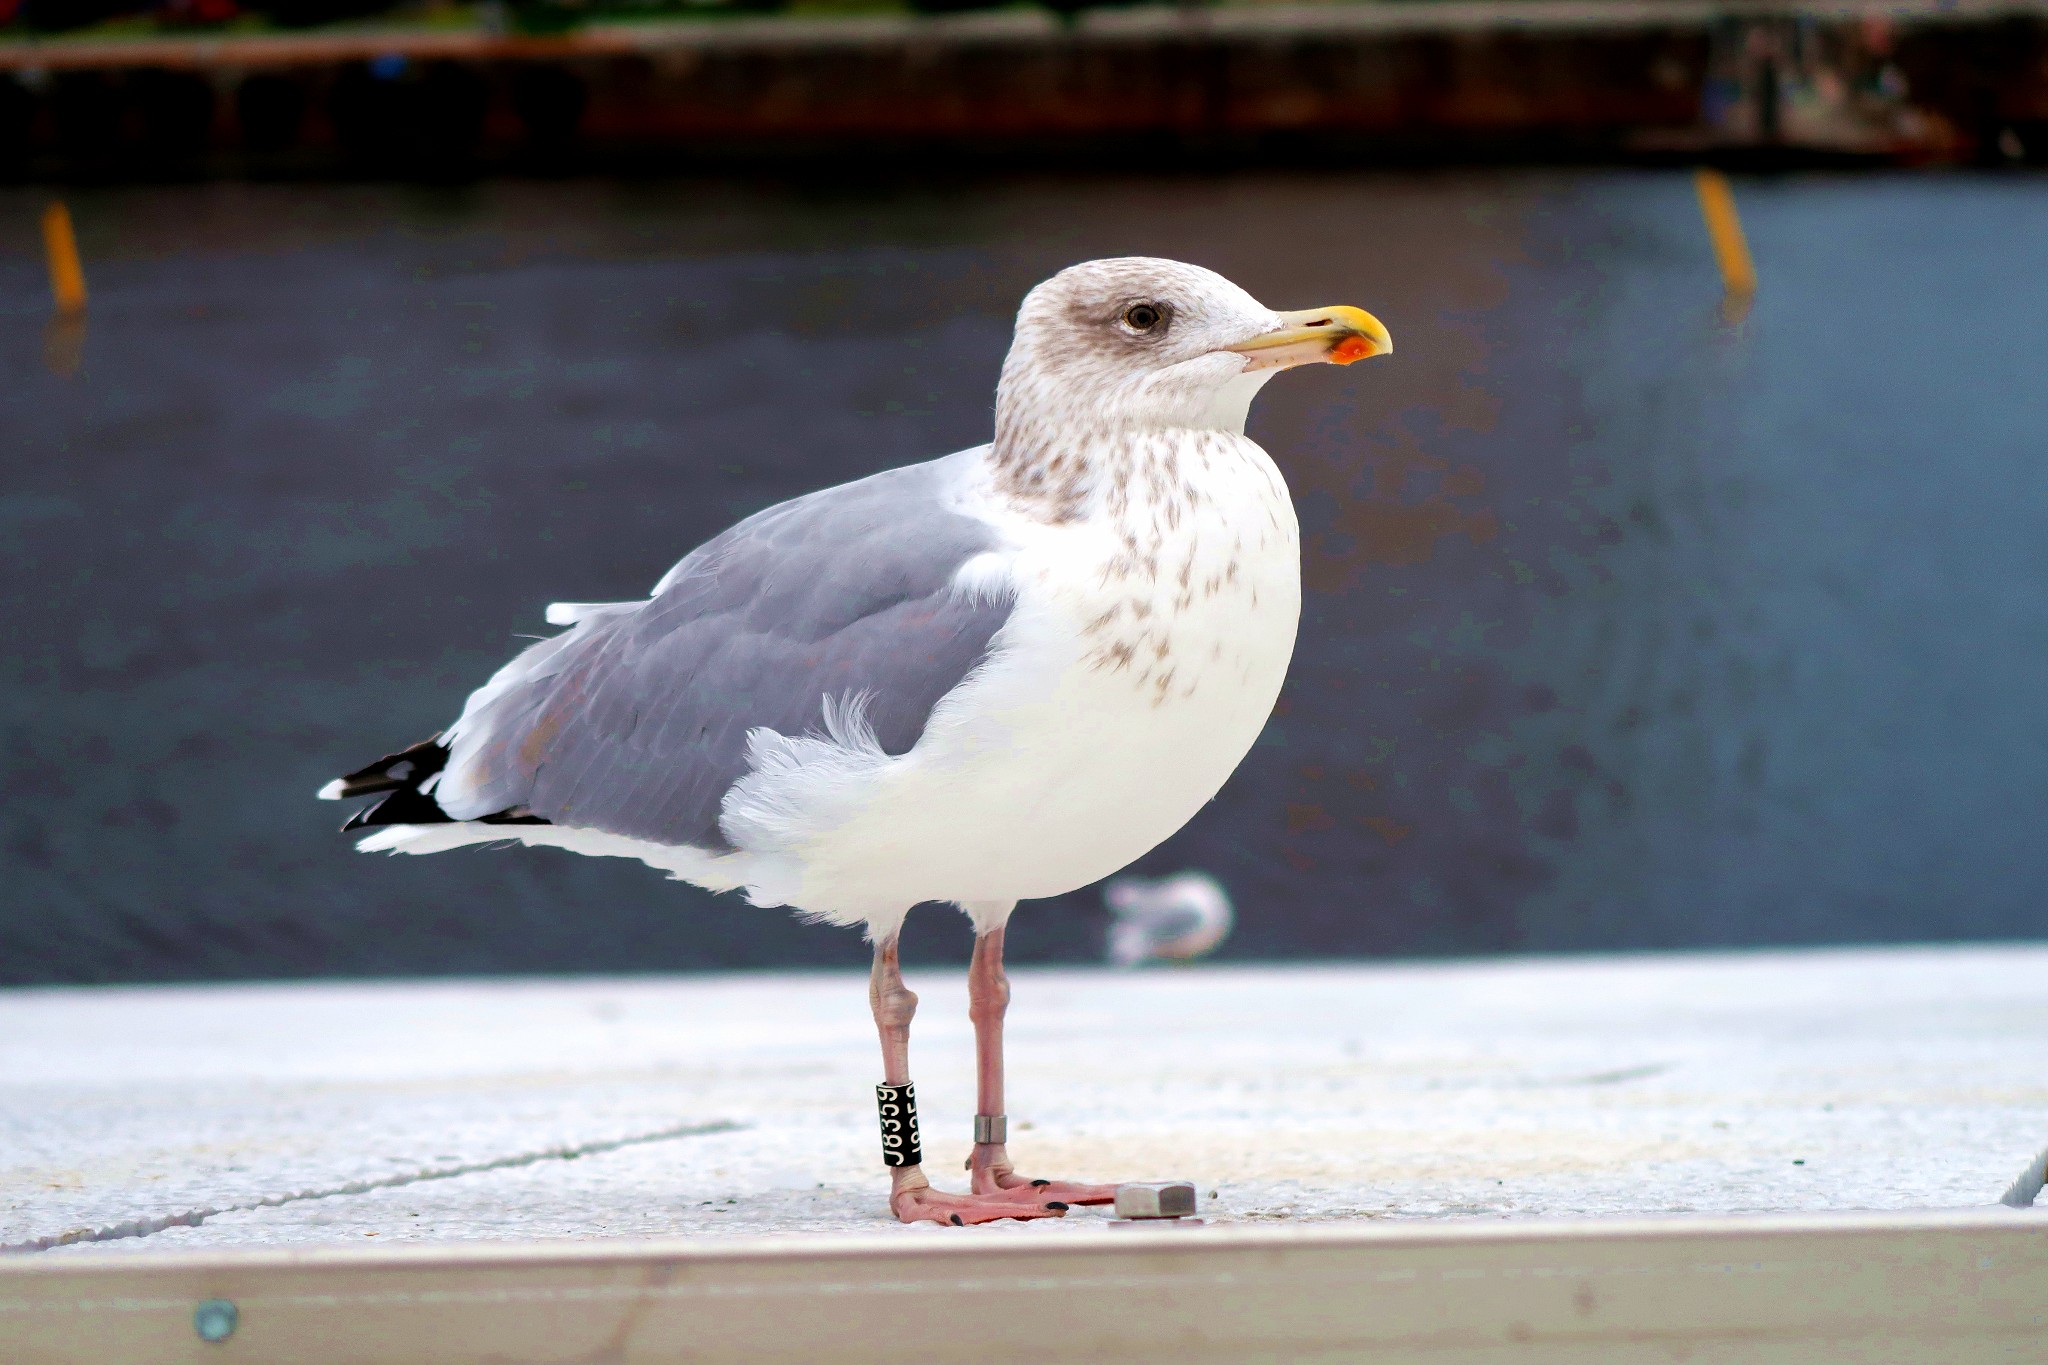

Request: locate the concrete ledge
(6, 946), (2046, 1259)
(4, 1209), (2046, 1363)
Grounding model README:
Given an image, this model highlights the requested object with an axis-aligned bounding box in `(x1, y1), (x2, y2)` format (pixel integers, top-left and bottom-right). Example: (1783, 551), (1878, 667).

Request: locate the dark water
(4, 171), (2046, 984)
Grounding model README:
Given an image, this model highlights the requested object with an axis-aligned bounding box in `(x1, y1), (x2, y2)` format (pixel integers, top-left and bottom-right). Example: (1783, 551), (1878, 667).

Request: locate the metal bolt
(1113, 1180), (1199, 1220)
(193, 1299), (238, 1343)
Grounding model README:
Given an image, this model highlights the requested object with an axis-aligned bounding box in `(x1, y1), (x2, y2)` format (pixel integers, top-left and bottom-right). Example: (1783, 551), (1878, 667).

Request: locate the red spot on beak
(1328, 335), (1376, 366)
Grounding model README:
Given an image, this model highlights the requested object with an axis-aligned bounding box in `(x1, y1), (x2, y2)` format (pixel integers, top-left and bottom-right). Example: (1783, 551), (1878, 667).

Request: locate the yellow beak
(1226, 305), (1393, 372)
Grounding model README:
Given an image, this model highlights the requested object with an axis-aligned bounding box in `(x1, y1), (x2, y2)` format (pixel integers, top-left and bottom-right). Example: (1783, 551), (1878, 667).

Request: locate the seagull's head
(997, 256), (1391, 439)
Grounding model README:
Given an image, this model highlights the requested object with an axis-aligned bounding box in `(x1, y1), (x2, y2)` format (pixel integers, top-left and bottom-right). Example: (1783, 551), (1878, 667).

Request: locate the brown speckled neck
(989, 407), (1111, 525)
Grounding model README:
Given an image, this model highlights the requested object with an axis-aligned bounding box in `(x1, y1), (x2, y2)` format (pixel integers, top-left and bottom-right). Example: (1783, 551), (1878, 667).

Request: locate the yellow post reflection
(1694, 168), (1757, 323)
(40, 201), (88, 377)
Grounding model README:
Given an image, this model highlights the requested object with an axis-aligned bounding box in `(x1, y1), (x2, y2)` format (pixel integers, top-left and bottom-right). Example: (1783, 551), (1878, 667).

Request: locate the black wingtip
(340, 784), (451, 831)
(329, 733), (552, 834)
(328, 736), (451, 801)
(329, 736), (454, 831)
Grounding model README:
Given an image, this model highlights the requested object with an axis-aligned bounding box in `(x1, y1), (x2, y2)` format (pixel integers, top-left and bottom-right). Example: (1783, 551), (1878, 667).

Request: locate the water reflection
(2, 171), (2043, 982)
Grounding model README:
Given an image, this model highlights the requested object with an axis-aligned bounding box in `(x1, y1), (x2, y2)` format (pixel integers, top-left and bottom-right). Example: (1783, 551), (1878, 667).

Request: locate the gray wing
(434, 452), (1010, 851)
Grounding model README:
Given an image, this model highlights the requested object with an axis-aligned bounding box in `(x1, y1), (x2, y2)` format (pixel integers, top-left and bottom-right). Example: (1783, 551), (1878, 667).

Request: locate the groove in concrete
(3, 1119), (743, 1255)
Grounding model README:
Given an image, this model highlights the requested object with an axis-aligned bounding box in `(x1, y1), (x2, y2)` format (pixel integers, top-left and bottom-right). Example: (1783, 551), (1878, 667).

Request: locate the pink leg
(868, 936), (1065, 1226)
(966, 926), (1119, 1207)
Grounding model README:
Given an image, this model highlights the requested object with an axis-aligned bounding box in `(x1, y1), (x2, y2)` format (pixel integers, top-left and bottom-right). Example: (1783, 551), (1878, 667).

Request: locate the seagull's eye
(1122, 302), (1165, 334)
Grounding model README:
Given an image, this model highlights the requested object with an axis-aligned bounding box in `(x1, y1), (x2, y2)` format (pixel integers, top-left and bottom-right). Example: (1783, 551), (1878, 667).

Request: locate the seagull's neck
(988, 417), (1131, 526)
(989, 372), (1270, 525)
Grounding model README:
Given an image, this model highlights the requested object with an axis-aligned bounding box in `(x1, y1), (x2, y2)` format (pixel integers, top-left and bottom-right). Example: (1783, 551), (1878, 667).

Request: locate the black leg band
(876, 1082), (923, 1167)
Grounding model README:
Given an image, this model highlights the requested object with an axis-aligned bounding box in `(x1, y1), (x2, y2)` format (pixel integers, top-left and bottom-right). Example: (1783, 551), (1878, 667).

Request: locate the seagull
(1105, 871), (1235, 967)
(320, 257), (1390, 1225)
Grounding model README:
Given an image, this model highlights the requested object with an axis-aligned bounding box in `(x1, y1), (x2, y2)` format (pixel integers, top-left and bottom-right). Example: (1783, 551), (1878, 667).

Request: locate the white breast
(725, 433), (1300, 929)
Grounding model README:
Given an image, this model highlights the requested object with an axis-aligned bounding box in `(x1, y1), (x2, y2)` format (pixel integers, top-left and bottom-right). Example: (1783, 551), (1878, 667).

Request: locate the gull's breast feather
(737, 433), (1301, 922)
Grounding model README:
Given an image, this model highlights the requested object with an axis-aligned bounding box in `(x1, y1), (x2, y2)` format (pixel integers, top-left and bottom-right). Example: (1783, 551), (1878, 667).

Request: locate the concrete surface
(5, 945), (2046, 1256)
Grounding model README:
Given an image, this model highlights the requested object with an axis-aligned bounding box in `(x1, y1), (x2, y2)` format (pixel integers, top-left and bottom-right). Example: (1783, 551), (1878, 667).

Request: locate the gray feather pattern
(438, 453), (1010, 852)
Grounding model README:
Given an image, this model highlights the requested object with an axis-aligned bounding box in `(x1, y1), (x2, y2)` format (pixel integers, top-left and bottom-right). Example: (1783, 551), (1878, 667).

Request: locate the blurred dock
(2, 0), (2046, 174)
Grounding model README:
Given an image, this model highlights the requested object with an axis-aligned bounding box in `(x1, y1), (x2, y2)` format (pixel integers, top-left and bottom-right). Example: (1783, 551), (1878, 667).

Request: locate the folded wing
(415, 453), (1010, 853)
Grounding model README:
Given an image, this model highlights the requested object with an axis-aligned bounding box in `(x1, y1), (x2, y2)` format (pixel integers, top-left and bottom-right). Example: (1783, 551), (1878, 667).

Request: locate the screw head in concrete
(193, 1299), (238, 1343)
(1113, 1180), (1198, 1219)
